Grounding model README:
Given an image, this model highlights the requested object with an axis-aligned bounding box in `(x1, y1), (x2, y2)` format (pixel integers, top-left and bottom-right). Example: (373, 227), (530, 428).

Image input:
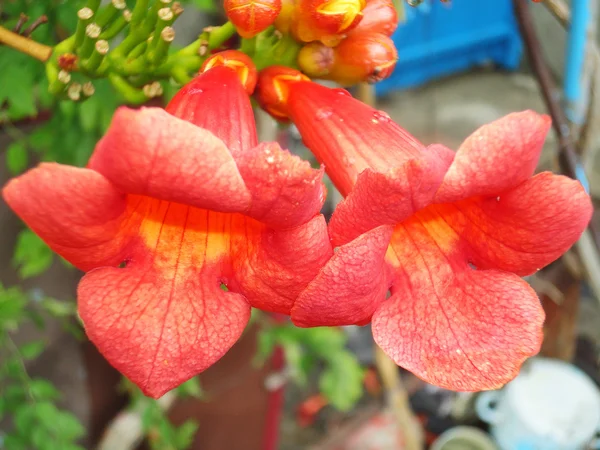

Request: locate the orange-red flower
(225, 0), (282, 38)
(2, 67), (333, 398)
(280, 79), (593, 391)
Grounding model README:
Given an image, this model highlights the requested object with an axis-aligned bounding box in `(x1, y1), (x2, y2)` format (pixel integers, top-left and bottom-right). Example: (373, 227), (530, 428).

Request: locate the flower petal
(89, 107), (252, 213)
(328, 145), (450, 246)
(233, 214), (333, 314)
(78, 202), (252, 398)
(2, 163), (136, 271)
(435, 111), (551, 203)
(437, 172), (592, 276)
(166, 66), (258, 156)
(287, 81), (423, 195)
(235, 142), (326, 228)
(373, 212), (544, 391)
(291, 225), (394, 327)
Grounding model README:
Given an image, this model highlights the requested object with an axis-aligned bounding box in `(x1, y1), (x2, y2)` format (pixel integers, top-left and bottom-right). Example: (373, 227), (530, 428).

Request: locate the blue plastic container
(375, 0), (523, 95)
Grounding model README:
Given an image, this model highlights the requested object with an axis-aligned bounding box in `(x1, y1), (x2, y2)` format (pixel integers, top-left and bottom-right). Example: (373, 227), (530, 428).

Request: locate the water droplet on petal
(266, 156), (275, 163)
(496, 196), (501, 201)
(372, 110), (391, 122)
(316, 107), (333, 120)
(332, 88), (351, 97)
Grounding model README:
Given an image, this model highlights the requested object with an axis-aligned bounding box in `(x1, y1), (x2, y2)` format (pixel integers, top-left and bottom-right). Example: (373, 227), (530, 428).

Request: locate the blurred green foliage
(257, 324), (365, 411)
(0, 283), (85, 450)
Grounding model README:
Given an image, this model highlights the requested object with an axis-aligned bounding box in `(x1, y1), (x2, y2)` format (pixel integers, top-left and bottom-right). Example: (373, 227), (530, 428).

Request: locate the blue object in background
(375, 0), (523, 95)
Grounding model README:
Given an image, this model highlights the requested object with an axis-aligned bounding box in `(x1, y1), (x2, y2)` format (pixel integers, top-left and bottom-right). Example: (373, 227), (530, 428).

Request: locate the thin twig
(22, 15), (48, 38)
(13, 13), (28, 33)
(0, 25), (52, 61)
(542, 0), (570, 27)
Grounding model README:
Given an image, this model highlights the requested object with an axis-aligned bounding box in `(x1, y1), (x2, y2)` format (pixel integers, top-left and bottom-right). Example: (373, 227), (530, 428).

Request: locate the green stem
(208, 21), (235, 48)
(130, 0), (150, 30)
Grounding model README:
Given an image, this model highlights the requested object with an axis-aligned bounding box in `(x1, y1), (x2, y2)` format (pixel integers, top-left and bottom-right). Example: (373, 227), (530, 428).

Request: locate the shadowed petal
(328, 146), (450, 246)
(233, 214), (333, 314)
(373, 212), (544, 391)
(435, 111), (551, 203)
(89, 107), (252, 213)
(291, 225), (394, 327)
(2, 163), (137, 271)
(438, 172), (592, 276)
(236, 142), (326, 228)
(78, 202), (252, 398)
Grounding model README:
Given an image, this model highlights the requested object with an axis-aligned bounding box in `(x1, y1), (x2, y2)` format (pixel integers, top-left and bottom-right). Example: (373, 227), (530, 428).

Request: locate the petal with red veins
(435, 111), (551, 203)
(287, 81), (424, 195)
(2, 163), (137, 272)
(328, 147), (450, 247)
(166, 66), (258, 155)
(236, 142), (326, 228)
(373, 211), (544, 391)
(89, 107), (251, 213)
(233, 214), (333, 314)
(291, 225), (394, 327)
(437, 172), (592, 276)
(78, 202), (252, 398)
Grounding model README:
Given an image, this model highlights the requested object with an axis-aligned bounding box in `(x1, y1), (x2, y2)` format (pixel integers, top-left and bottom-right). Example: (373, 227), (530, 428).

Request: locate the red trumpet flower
(279, 78), (593, 391)
(3, 67), (332, 398)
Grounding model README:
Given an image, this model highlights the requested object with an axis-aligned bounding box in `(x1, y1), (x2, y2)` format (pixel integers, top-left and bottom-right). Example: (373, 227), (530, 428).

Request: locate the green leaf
(20, 340), (45, 360)
(14, 403), (37, 434)
(176, 377), (204, 399)
(6, 141), (29, 175)
(319, 351), (364, 412)
(40, 297), (77, 318)
(54, 411), (86, 441)
(13, 229), (54, 279)
(0, 284), (28, 331)
(175, 420), (199, 449)
(30, 378), (61, 401)
(300, 327), (347, 358)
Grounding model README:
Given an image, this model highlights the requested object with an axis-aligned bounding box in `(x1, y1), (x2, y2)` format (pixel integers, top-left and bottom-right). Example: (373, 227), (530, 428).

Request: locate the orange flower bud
(274, 0), (297, 33)
(329, 31), (397, 85)
(349, 0), (397, 36)
(292, 0), (366, 43)
(200, 50), (258, 94)
(297, 42), (335, 77)
(224, 0), (282, 38)
(256, 66), (310, 121)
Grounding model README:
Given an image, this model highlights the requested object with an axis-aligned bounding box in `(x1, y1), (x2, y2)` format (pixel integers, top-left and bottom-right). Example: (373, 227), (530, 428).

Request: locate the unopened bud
(256, 66), (310, 121)
(349, 0), (397, 36)
(200, 50), (258, 94)
(225, 0), (282, 38)
(293, 0), (366, 43)
(328, 31), (397, 85)
(297, 42), (335, 77)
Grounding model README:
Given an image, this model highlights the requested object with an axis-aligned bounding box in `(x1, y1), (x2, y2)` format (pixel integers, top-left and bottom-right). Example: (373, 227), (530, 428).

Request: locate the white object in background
(476, 357), (600, 450)
(430, 426), (498, 450)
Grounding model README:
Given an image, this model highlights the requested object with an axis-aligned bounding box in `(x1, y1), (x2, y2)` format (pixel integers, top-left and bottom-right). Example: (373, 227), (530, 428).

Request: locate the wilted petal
(373, 211), (544, 391)
(89, 107), (251, 213)
(2, 163), (136, 271)
(435, 111), (551, 203)
(438, 172), (592, 276)
(292, 225), (394, 327)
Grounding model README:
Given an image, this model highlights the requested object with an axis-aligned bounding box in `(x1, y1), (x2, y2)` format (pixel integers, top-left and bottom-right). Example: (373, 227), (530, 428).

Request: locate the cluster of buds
(225, 0), (398, 86)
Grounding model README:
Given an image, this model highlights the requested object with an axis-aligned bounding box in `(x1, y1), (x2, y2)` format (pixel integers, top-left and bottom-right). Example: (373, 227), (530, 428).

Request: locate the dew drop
(496, 196), (501, 201)
(316, 107), (333, 120)
(332, 88), (351, 97)
(372, 110), (391, 122)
